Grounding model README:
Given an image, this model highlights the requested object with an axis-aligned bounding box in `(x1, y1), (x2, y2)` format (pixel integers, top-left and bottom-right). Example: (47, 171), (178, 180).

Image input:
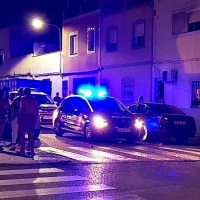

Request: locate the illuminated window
(172, 10), (200, 34)
(132, 20), (145, 48)
(69, 31), (78, 56)
(87, 27), (95, 53)
(0, 49), (4, 65)
(122, 77), (135, 100)
(106, 26), (118, 51)
(191, 81), (200, 108)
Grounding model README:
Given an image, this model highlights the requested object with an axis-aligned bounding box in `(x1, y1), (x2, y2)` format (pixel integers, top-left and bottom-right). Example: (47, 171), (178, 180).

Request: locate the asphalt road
(0, 129), (200, 200)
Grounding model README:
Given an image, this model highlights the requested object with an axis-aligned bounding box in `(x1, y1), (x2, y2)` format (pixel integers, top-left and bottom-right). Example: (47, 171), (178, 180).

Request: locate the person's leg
(27, 131), (35, 156)
(9, 118), (18, 150)
(19, 131), (26, 155)
(0, 124), (5, 151)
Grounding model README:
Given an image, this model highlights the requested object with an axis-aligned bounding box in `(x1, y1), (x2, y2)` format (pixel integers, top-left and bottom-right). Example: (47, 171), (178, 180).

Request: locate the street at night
(0, 129), (200, 200)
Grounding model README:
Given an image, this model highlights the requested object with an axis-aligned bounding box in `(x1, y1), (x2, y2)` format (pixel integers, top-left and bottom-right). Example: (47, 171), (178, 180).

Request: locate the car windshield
(88, 97), (130, 113)
(149, 104), (185, 114)
(33, 94), (54, 105)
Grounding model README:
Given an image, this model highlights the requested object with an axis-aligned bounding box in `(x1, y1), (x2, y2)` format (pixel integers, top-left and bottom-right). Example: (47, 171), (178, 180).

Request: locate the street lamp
(32, 18), (62, 75)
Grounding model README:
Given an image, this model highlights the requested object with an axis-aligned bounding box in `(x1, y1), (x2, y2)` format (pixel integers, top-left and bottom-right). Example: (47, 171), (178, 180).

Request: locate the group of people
(0, 86), (39, 157)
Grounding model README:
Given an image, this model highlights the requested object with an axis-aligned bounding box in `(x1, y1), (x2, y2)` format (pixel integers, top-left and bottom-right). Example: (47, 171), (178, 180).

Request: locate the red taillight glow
(157, 116), (168, 124)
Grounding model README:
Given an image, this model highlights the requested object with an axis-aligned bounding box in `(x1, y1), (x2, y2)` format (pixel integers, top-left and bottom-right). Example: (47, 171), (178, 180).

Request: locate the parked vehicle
(53, 89), (140, 143)
(127, 102), (197, 144)
(9, 88), (57, 138)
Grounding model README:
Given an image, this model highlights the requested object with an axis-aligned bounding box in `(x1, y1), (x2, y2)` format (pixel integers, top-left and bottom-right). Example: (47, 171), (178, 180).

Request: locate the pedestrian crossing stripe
(38, 145), (200, 162)
(0, 168), (64, 176)
(69, 147), (132, 161)
(38, 147), (101, 162)
(0, 168), (115, 199)
(0, 175), (87, 186)
(131, 146), (200, 160)
(0, 184), (115, 199)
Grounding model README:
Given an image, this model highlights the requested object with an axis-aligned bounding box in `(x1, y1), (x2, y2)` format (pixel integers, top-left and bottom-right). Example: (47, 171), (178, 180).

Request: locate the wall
(63, 11), (100, 73)
(100, 2), (153, 103)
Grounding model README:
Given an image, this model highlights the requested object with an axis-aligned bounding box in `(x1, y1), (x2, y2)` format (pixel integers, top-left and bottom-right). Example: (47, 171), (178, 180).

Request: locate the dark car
(53, 94), (139, 143)
(127, 102), (197, 144)
(10, 89), (57, 137)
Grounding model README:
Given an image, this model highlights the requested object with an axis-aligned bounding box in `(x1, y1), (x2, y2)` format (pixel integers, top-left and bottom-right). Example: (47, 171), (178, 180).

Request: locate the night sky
(0, 0), (66, 29)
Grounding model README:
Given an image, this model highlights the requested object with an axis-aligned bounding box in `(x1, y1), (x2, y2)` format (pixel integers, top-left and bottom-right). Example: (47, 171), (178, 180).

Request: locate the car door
(60, 97), (74, 131)
(130, 104), (149, 119)
(71, 97), (91, 134)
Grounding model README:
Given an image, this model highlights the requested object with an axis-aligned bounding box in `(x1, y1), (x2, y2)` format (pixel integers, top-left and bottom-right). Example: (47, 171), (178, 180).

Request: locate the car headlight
(135, 119), (144, 129)
(93, 116), (108, 128)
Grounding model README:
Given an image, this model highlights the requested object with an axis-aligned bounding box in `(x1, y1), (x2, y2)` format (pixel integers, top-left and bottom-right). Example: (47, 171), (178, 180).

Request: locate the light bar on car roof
(77, 85), (108, 98)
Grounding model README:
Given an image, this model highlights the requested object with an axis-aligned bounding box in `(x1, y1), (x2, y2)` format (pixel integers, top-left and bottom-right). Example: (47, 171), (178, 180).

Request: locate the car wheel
(176, 136), (189, 145)
(84, 124), (94, 141)
(138, 126), (148, 141)
(34, 129), (40, 139)
(54, 120), (64, 136)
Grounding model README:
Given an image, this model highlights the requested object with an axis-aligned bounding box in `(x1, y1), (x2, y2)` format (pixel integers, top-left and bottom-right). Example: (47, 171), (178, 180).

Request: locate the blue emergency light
(77, 85), (108, 99)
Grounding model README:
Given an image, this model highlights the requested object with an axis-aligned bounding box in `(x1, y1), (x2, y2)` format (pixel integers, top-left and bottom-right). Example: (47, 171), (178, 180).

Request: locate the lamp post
(32, 19), (62, 75)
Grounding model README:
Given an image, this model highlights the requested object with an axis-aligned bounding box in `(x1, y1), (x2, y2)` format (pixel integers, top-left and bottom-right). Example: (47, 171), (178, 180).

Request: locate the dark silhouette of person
(53, 92), (61, 106)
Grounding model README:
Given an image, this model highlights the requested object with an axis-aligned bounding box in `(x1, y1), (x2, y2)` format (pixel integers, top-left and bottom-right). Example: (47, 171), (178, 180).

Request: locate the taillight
(157, 116), (168, 124)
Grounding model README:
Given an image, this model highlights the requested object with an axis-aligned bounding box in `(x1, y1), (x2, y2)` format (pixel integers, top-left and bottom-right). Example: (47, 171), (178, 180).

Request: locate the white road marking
(0, 184), (115, 199)
(0, 168), (64, 176)
(0, 175), (87, 186)
(131, 146), (194, 160)
(38, 147), (102, 162)
(69, 147), (132, 161)
(156, 146), (200, 160)
(99, 147), (170, 161)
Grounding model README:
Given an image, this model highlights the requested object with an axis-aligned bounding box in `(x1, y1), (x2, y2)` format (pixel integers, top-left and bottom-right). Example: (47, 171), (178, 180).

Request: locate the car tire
(176, 136), (189, 145)
(84, 124), (95, 141)
(34, 129), (40, 139)
(138, 126), (148, 141)
(54, 120), (64, 136)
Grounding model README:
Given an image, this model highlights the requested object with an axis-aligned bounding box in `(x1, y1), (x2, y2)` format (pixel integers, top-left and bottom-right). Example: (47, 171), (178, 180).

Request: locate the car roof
(10, 90), (47, 95)
(130, 102), (172, 107)
(64, 94), (116, 101)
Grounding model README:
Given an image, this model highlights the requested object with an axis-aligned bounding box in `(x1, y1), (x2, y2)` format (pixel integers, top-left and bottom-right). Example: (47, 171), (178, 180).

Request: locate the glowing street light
(32, 18), (62, 74)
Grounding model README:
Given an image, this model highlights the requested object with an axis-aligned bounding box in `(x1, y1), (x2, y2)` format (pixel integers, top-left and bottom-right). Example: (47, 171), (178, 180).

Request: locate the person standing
(53, 92), (61, 106)
(0, 88), (10, 151)
(9, 88), (23, 151)
(136, 95), (144, 104)
(18, 87), (39, 157)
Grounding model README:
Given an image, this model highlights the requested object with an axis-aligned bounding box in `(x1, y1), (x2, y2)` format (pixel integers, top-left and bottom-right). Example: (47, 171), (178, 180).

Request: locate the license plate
(174, 121), (186, 125)
(117, 128), (131, 132)
(43, 116), (52, 120)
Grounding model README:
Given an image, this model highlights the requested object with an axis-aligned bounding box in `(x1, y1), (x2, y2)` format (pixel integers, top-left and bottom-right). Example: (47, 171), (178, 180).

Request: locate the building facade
(0, 26), (62, 97)
(153, 0), (200, 132)
(62, 10), (101, 95)
(62, 0), (154, 106)
(100, 0), (153, 105)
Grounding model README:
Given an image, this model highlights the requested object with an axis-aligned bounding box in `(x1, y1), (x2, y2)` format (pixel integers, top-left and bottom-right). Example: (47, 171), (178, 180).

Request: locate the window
(69, 31), (78, 56)
(106, 26), (118, 51)
(87, 27), (95, 53)
(191, 81), (200, 108)
(132, 20), (145, 48)
(0, 49), (4, 65)
(122, 77), (135, 101)
(173, 10), (200, 34)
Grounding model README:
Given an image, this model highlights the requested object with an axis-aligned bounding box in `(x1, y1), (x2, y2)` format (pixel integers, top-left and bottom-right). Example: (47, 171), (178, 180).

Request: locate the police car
(53, 86), (140, 142)
(10, 88), (57, 138)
